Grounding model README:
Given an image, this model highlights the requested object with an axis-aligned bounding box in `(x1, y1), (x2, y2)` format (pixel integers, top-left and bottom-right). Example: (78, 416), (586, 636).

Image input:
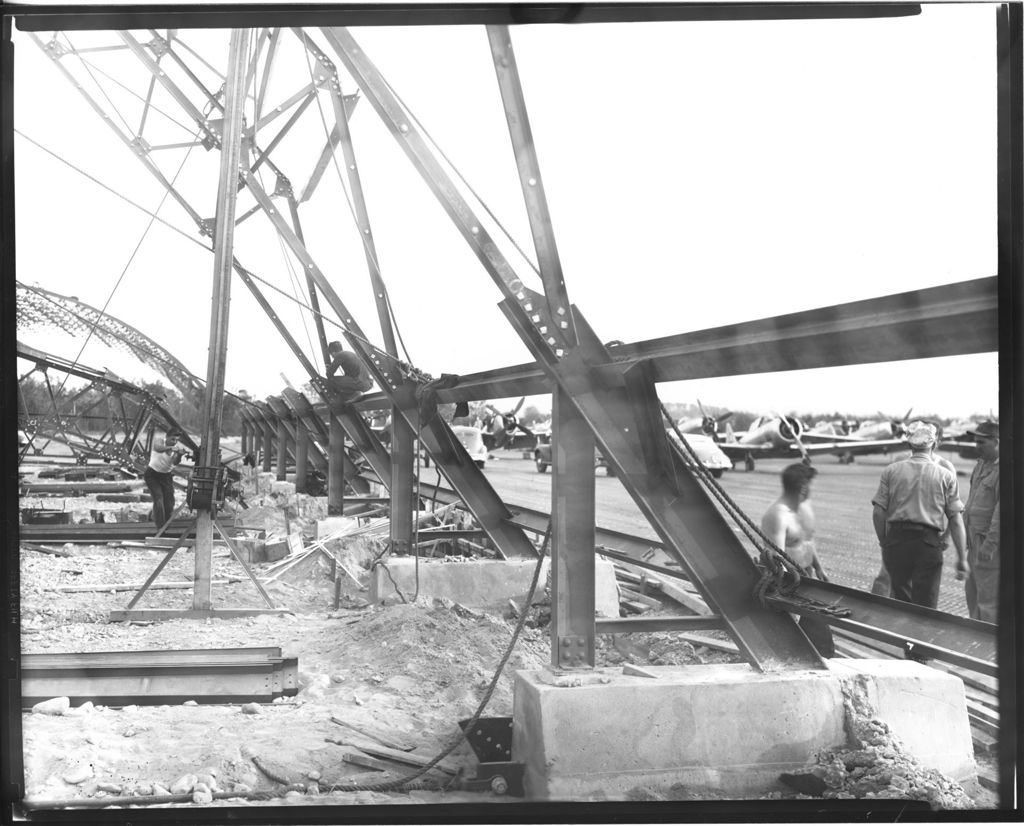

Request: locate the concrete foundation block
(513, 660), (975, 800)
(369, 558), (619, 617)
(270, 481), (296, 496)
(827, 658), (975, 782)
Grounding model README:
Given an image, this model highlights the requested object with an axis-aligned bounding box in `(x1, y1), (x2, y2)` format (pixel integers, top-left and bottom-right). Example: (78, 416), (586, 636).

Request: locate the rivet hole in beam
(319, 26), (572, 361)
(486, 24), (577, 349)
(347, 275), (997, 409)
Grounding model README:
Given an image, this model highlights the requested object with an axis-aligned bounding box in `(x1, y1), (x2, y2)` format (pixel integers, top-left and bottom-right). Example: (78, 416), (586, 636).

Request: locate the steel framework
(16, 340), (198, 471)
(17, 14), (1009, 676)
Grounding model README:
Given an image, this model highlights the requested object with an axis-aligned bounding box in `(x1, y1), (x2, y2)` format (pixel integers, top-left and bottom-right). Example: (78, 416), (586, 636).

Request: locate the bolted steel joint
(44, 39), (69, 59)
(273, 175), (294, 198)
(147, 35), (170, 57)
(198, 217), (216, 238)
(556, 635), (591, 669)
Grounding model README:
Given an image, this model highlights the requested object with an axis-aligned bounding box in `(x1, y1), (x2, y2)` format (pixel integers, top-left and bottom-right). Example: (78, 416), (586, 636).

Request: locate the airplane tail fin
(724, 422), (737, 444)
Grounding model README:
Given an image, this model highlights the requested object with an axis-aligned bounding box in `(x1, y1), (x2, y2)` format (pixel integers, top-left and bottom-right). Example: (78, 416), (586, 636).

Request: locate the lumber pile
(609, 560), (710, 616)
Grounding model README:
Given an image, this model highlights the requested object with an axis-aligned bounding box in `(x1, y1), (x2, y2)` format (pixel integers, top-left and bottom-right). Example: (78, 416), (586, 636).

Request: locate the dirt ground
(16, 460), (996, 813)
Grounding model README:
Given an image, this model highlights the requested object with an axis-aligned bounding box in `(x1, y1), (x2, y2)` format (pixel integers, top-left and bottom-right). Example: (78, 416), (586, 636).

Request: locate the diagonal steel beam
(321, 26), (569, 360)
(501, 303), (824, 670)
(345, 335), (537, 560)
(292, 28), (397, 356)
(486, 24), (576, 347)
(279, 389), (378, 494)
(266, 396), (327, 472)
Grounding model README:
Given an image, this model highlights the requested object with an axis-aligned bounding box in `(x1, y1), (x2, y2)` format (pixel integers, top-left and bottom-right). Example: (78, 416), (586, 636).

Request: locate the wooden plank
(617, 586), (661, 610)
(329, 716), (414, 752)
(340, 751), (393, 773)
(978, 769), (999, 792)
(331, 738), (459, 775)
(20, 543), (72, 557)
(622, 664), (659, 679)
(966, 702), (1000, 738)
(108, 608), (289, 621)
(49, 578), (240, 593)
(679, 633), (740, 655)
(971, 729), (999, 755)
(654, 579), (710, 615)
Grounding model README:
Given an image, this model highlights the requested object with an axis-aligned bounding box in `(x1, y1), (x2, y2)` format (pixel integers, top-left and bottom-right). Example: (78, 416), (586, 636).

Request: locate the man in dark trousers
(871, 421), (968, 608)
(964, 420), (1000, 622)
(144, 430), (183, 528)
(324, 341), (372, 411)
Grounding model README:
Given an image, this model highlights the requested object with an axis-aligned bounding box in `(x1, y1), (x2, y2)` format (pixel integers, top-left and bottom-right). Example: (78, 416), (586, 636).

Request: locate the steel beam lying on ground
(776, 580), (998, 678)
(21, 647), (298, 707)
(19, 518), (239, 544)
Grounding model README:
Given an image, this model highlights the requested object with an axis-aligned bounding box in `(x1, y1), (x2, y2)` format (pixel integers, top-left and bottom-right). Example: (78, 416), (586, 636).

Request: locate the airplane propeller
(696, 399), (732, 438)
(879, 407), (913, 439)
(483, 397), (533, 449)
(774, 411), (811, 464)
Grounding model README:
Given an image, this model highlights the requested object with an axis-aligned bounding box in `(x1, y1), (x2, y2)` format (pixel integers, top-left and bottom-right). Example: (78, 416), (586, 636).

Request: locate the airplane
(676, 399), (733, 437)
(940, 413), (998, 461)
(717, 413), (913, 471)
(482, 398), (536, 451)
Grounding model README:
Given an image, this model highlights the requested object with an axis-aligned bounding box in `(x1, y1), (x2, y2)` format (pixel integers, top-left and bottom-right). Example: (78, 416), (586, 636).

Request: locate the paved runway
(468, 447), (977, 617)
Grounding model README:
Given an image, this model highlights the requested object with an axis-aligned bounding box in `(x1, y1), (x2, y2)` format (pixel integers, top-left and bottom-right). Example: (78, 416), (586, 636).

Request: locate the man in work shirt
(964, 421), (1000, 622)
(870, 423), (957, 597)
(871, 421), (968, 608)
(324, 340), (373, 412)
(145, 430), (184, 528)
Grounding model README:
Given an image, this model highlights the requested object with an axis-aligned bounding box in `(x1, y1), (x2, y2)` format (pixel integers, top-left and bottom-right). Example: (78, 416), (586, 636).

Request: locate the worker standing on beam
(871, 421), (968, 608)
(761, 463), (834, 657)
(144, 429), (183, 528)
(963, 421), (1000, 622)
(324, 340), (373, 412)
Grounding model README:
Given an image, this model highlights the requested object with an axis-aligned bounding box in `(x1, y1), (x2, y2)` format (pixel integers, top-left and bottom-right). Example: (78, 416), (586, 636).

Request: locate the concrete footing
(513, 660), (975, 800)
(369, 558), (620, 617)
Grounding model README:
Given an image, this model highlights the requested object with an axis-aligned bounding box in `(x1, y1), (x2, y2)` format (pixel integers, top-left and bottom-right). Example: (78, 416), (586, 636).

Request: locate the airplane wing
(800, 431), (873, 445)
(800, 439), (907, 457)
(716, 439), (907, 460)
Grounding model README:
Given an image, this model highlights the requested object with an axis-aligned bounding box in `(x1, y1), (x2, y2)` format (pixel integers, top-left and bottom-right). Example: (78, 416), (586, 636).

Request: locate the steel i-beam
(193, 27), (252, 611)
(504, 306), (824, 671)
(550, 388), (596, 669)
(346, 335), (536, 559)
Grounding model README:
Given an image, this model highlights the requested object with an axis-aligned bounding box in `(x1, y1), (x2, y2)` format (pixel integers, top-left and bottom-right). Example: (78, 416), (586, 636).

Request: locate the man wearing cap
(964, 421), (1000, 622)
(871, 421), (968, 608)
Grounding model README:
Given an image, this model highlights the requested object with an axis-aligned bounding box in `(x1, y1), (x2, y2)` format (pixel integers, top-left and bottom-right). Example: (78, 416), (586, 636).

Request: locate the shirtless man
(761, 462), (833, 657)
(761, 462), (827, 580)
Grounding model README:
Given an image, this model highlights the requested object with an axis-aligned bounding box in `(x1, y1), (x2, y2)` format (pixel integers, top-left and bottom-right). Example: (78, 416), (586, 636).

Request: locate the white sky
(12, 5), (1001, 419)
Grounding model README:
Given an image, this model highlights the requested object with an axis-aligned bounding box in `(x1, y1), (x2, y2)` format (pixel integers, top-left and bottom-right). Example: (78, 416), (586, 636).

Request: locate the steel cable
(322, 522), (551, 794)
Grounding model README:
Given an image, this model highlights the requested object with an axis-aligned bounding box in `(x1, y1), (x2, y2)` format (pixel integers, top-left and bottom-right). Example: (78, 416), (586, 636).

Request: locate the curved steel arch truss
(16, 282), (205, 410)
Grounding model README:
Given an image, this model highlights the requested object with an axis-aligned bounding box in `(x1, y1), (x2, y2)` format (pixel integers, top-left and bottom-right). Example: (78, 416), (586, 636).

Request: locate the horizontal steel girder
(16, 6), (922, 32)
(353, 276), (997, 408)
